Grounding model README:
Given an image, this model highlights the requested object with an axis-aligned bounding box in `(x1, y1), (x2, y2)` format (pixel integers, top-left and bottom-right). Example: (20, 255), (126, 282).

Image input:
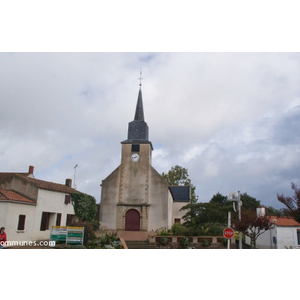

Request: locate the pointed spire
(134, 87), (145, 121)
(121, 72), (152, 149)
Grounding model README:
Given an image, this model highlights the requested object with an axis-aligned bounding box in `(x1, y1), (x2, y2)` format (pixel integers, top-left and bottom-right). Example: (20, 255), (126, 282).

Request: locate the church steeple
(122, 81), (153, 149)
(134, 87), (145, 121)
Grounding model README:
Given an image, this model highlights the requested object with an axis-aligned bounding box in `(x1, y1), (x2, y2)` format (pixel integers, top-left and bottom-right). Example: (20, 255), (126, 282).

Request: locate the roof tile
(270, 216), (300, 227)
(0, 188), (35, 204)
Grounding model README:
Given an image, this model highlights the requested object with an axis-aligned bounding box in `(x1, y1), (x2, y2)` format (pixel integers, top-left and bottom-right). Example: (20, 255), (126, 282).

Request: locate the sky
(0, 52), (299, 208)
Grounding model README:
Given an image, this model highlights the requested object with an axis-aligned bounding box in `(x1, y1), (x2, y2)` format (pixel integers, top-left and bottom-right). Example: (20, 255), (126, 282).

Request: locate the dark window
(17, 215), (26, 230)
(174, 218), (181, 223)
(40, 212), (50, 231)
(56, 213), (62, 226)
(65, 195), (71, 204)
(131, 144), (140, 152)
(297, 230), (300, 246)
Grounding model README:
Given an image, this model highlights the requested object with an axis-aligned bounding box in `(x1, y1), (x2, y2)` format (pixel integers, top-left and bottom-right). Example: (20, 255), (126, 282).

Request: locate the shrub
(171, 223), (188, 235)
(201, 239), (211, 247)
(159, 237), (169, 246)
(179, 237), (190, 248)
(99, 231), (122, 249)
(155, 227), (171, 236)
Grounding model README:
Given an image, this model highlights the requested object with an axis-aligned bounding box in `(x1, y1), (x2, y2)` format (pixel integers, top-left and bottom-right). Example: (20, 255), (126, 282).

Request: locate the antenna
(73, 164), (78, 189)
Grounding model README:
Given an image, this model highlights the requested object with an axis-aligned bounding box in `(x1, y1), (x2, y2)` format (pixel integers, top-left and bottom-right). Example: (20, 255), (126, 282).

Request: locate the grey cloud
(1, 52), (300, 209)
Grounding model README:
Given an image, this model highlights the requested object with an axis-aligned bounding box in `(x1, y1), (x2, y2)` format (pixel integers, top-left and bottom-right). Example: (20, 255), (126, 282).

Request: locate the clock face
(131, 153), (140, 162)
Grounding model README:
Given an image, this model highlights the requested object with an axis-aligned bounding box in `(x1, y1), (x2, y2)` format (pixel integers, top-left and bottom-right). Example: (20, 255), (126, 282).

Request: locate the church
(99, 83), (190, 231)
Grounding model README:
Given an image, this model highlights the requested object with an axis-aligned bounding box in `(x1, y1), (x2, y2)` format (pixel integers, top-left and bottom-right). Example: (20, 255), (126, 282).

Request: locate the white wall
(277, 227), (300, 249)
(0, 201), (35, 242)
(246, 226), (300, 249)
(172, 201), (189, 224)
(32, 189), (75, 240)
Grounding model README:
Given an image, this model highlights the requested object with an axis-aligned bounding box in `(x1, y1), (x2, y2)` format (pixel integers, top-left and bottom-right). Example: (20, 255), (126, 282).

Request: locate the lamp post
(229, 191), (243, 249)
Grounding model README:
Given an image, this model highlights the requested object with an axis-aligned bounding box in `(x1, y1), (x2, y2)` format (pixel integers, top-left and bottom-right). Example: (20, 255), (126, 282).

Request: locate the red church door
(125, 209), (140, 231)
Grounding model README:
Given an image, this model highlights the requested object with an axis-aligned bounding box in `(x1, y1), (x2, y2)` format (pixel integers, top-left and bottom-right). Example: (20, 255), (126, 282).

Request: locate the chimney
(28, 165), (34, 175)
(65, 178), (72, 187)
(256, 206), (266, 217)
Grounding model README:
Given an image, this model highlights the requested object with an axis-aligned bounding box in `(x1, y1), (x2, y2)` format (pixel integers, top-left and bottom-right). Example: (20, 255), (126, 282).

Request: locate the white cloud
(1, 52), (300, 208)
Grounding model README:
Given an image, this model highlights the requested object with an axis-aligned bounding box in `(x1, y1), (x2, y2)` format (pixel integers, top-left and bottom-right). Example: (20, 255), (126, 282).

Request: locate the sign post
(223, 227), (234, 249)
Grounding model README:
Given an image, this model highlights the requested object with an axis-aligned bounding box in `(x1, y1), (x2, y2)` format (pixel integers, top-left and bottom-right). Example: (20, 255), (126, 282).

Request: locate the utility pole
(238, 190), (242, 249)
(229, 191), (243, 249)
(228, 212), (231, 249)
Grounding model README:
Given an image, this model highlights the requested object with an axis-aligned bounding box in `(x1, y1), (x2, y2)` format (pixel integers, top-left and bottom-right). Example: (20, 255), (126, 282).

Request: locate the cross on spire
(138, 70), (144, 87)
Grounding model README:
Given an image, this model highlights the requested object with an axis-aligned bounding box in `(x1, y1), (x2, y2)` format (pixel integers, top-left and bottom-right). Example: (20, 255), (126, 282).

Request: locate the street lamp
(229, 191), (243, 249)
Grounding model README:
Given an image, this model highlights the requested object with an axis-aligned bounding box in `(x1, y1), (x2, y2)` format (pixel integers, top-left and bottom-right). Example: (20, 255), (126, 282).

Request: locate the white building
(245, 207), (300, 249)
(0, 166), (77, 243)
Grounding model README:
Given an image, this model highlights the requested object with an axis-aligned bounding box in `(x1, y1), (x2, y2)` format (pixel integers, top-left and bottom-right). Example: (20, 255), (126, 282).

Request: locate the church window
(131, 144), (140, 152)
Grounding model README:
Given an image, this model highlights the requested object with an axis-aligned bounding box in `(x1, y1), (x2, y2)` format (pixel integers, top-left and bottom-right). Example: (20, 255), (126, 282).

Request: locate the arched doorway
(125, 209), (140, 231)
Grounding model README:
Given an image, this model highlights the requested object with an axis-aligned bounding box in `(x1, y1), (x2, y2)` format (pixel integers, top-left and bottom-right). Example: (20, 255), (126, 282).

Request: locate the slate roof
(122, 86), (151, 145)
(169, 186), (190, 202)
(0, 188), (35, 204)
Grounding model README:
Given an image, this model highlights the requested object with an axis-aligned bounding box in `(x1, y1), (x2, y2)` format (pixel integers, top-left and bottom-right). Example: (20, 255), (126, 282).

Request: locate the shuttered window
(17, 215), (26, 230)
(65, 195), (71, 204)
(40, 212), (50, 231)
(56, 213), (62, 226)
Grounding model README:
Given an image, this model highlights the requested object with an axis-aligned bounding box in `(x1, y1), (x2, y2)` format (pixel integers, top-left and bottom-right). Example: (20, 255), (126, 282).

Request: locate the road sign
(223, 227), (234, 239)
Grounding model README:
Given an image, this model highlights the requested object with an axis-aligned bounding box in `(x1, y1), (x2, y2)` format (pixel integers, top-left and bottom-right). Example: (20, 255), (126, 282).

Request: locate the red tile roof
(16, 174), (78, 194)
(269, 216), (300, 227)
(0, 172), (79, 194)
(0, 188), (35, 204)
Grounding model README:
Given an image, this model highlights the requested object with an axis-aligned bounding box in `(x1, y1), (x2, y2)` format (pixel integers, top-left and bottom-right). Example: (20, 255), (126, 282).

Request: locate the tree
(277, 182), (300, 223)
(210, 192), (228, 205)
(162, 165), (198, 203)
(71, 193), (99, 228)
(266, 206), (285, 217)
(181, 192), (233, 228)
(240, 193), (261, 210)
(233, 209), (274, 249)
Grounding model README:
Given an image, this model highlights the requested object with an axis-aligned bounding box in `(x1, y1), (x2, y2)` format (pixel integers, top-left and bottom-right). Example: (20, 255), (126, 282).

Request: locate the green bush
(186, 223), (224, 236)
(179, 237), (190, 248)
(99, 231), (123, 249)
(159, 237), (169, 246)
(171, 223), (188, 235)
(201, 239), (211, 247)
(155, 227), (171, 236)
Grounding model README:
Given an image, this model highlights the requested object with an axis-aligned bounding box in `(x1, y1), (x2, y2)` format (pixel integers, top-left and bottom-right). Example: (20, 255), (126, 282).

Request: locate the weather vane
(138, 70), (144, 87)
